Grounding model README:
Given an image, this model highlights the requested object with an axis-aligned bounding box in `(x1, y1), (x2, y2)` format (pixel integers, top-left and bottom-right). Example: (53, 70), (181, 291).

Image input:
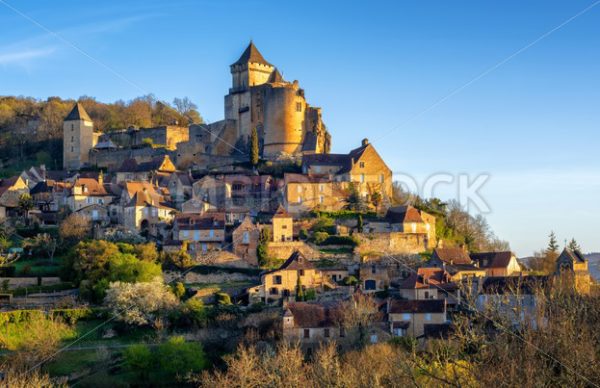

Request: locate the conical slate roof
(232, 41), (272, 67)
(65, 103), (92, 122)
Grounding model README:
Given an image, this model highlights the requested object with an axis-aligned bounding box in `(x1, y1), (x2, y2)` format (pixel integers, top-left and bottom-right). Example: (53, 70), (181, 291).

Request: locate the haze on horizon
(1, 0), (599, 257)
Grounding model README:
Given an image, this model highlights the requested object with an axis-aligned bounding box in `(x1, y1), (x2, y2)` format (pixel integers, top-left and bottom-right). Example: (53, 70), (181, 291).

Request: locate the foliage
(215, 292), (232, 305)
(310, 217), (336, 234)
(344, 183), (368, 212)
(313, 231), (329, 245)
(257, 228), (272, 267)
(64, 240), (162, 302)
(23, 233), (57, 261)
(341, 293), (381, 345)
(547, 231), (560, 254)
(183, 298), (208, 327)
(172, 282), (186, 300)
(58, 213), (90, 245)
(123, 344), (153, 379)
(104, 279), (178, 327)
(157, 336), (208, 379)
(0, 366), (58, 388)
(567, 238), (581, 252)
(320, 235), (359, 247)
(342, 275), (359, 286)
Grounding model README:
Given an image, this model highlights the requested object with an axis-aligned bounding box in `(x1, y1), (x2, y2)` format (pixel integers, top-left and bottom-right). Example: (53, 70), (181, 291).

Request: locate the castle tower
(63, 103), (94, 171)
(225, 42), (274, 139)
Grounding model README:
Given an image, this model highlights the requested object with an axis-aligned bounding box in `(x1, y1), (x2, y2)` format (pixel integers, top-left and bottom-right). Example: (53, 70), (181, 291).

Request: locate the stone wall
(354, 232), (429, 256)
(266, 241), (320, 260)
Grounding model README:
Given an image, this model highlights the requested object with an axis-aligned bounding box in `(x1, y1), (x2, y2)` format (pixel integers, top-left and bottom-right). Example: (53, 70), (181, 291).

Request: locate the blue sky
(1, 0), (599, 256)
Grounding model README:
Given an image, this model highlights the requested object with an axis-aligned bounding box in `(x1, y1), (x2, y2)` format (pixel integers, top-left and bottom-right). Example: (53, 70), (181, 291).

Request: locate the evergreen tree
(296, 276), (304, 301)
(547, 231), (559, 254)
(567, 238), (581, 252)
(250, 127), (259, 167)
(357, 214), (363, 233)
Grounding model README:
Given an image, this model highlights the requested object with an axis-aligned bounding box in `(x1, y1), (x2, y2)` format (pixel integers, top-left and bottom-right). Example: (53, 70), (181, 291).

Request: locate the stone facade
(232, 217), (260, 266)
(354, 232), (430, 256)
(63, 104), (97, 170)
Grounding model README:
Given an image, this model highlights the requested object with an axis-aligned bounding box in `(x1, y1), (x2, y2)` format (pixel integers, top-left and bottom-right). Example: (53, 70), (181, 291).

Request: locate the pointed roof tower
(232, 41), (272, 67)
(65, 103), (92, 122)
(268, 68), (284, 83)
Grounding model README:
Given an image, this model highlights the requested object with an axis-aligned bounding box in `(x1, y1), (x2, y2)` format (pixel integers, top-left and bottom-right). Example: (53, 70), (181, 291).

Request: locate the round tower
(262, 84), (305, 157)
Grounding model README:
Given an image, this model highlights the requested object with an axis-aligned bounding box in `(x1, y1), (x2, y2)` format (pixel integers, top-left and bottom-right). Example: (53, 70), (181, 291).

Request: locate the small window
(425, 313), (432, 321)
(304, 329), (310, 338)
(243, 231), (250, 244)
(71, 136), (74, 142)
(273, 275), (282, 285)
(370, 334), (378, 344)
(296, 102), (302, 112)
(71, 124), (74, 131)
(424, 291), (430, 299)
(359, 162), (365, 168)
(324, 328), (330, 338)
(402, 313), (411, 321)
(371, 265), (376, 274)
(270, 287), (279, 295)
(319, 184), (324, 192)
(299, 269), (304, 276)
(319, 196), (324, 204)
(282, 225), (287, 230)
(71, 146), (74, 152)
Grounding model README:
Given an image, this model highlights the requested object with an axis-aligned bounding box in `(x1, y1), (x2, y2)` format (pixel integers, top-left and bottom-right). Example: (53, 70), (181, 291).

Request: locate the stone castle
(64, 42), (331, 171)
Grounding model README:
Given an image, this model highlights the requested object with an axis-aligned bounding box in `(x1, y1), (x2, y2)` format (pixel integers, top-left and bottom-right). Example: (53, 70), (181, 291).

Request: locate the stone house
(555, 248), (592, 294)
(247, 251), (332, 304)
(302, 138), (393, 201)
(192, 175), (230, 208)
(123, 189), (177, 233)
(387, 298), (448, 338)
(225, 174), (275, 212)
(0, 176), (30, 218)
(74, 203), (110, 226)
(470, 251), (522, 277)
(283, 173), (346, 214)
(364, 206), (437, 247)
(232, 216), (260, 266)
(115, 155), (177, 184)
(429, 247), (486, 281)
(172, 212), (226, 253)
(67, 175), (113, 212)
(181, 198), (216, 214)
(160, 171), (193, 205)
(282, 301), (346, 354)
(396, 267), (461, 307)
(272, 205), (293, 242)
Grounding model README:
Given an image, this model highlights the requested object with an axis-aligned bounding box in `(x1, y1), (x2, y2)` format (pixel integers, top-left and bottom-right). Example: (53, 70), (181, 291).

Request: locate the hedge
(0, 266), (16, 277)
(320, 235), (359, 247)
(0, 307), (103, 326)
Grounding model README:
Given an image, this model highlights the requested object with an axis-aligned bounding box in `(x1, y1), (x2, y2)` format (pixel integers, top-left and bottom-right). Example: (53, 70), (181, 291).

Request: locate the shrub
(310, 217), (336, 234)
(343, 276), (358, 286)
(157, 336), (208, 378)
(322, 235), (359, 247)
(172, 282), (186, 300)
(184, 298), (208, 327)
(124, 343), (153, 378)
(215, 292), (232, 305)
(313, 232), (329, 245)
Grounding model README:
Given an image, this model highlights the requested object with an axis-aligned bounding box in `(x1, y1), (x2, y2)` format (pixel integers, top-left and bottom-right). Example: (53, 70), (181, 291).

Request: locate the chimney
(361, 138), (369, 147)
(98, 171), (104, 186)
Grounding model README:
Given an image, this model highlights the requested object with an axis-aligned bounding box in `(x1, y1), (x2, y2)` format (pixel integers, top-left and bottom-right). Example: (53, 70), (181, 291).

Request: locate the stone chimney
(362, 138), (369, 147)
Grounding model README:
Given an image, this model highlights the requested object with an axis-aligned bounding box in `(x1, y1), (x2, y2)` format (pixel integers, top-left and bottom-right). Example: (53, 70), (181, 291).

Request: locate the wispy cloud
(0, 47), (55, 65)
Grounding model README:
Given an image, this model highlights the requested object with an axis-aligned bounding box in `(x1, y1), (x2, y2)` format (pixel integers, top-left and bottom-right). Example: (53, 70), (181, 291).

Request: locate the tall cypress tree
(547, 231), (559, 254)
(250, 127), (259, 167)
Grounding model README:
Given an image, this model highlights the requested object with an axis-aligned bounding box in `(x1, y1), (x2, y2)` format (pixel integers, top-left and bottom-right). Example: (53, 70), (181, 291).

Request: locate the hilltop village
(0, 43), (596, 385)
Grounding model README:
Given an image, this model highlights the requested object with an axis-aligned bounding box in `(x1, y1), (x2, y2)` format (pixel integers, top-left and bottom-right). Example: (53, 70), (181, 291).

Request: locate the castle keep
(71, 42), (331, 171)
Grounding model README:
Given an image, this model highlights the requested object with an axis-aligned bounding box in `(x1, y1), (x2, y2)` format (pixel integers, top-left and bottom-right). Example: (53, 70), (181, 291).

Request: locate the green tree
(184, 298), (208, 327)
(157, 336), (208, 379)
(18, 193), (34, 224)
(250, 127), (259, 166)
(344, 183), (368, 212)
(547, 231), (559, 254)
(567, 238), (581, 252)
(296, 276), (305, 301)
(172, 282), (186, 300)
(123, 344), (153, 380)
(357, 214), (363, 233)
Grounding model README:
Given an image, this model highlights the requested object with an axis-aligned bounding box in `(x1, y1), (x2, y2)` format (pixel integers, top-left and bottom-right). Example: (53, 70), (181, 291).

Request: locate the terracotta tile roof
(175, 212), (225, 230)
(432, 247), (472, 265)
(470, 251), (514, 269)
(397, 267), (455, 290)
(73, 178), (108, 196)
(388, 299), (445, 314)
(287, 302), (343, 328)
(385, 206), (423, 224)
